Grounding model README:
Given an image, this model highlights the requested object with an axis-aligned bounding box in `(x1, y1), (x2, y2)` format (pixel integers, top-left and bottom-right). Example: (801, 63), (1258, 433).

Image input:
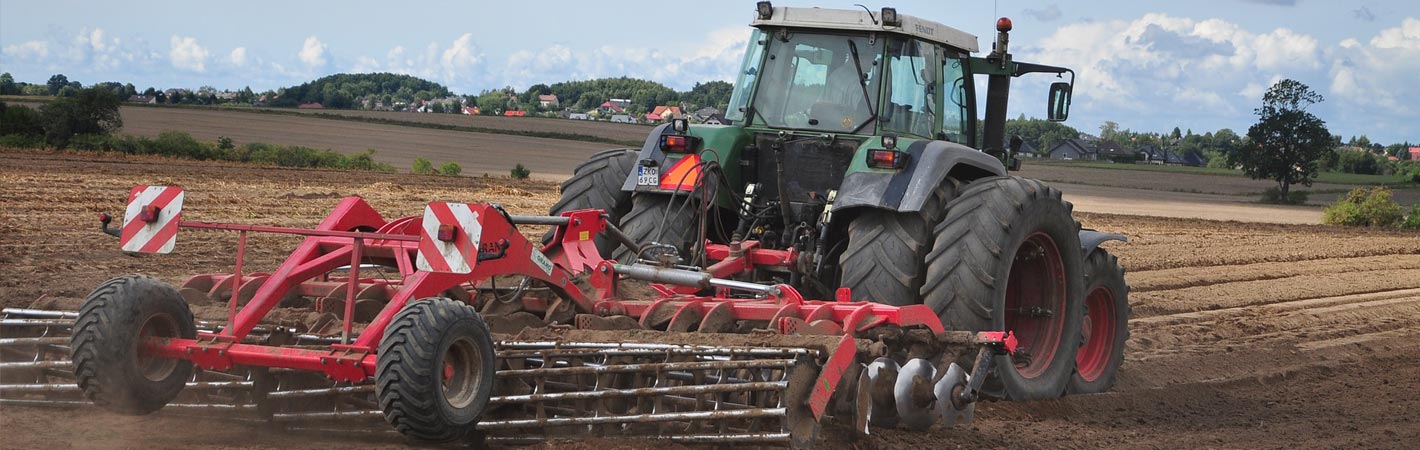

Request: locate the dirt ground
(2, 150), (1419, 449)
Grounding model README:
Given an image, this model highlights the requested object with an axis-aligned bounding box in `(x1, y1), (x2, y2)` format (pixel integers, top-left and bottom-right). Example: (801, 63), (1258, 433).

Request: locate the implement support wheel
(71, 275), (197, 414)
(1069, 249), (1130, 394)
(376, 297), (496, 442)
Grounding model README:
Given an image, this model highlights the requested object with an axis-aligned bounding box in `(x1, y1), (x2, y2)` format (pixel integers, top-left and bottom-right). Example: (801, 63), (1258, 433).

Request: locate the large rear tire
(838, 182), (954, 305)
(614, 194), (699, 263)
(376, 298), (496, 442)
(920, 177), (1085, 401)
(545, 148), (639, 256)
(1068, 248), (1130, 394)
(71, 275), (197, 415)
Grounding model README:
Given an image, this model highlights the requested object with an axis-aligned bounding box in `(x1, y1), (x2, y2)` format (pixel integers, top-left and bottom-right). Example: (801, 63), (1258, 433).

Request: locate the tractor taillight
(138, 205), (161, 223)
(867, 149), (909, 170)
(437, 224), (458, 242)
(660, 135), (700, 153)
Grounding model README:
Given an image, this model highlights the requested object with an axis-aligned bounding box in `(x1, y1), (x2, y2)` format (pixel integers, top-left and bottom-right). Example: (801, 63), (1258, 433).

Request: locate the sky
(1, 0), (1416, 143)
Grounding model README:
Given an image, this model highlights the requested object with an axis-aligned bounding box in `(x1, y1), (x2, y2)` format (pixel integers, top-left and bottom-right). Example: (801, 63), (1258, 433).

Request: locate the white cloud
(228, 47), (248, 66)
(299, 36), (327, 68)
(2, 40), (49, 60)
(169, 35), (210, 72)
(1021, 13), (1328, 131)
(1328, 18), (1420, 118)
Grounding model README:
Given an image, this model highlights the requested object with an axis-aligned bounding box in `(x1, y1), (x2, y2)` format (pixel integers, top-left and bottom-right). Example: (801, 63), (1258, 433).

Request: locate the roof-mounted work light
(757, 1), (773, 20)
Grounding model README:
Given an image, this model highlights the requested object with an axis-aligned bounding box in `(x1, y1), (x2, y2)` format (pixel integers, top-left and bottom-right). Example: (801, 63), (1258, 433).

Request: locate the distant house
(610, 114), (637, 124)
(504, 110), (527, 117)
(692, 106), (722, 122)
(298, 102), (324, 109)
(701, 113), (729, 125)
(1094, 140), (1136, 163)
(1137, 145), (1186, 165)
(1409, 147), (1420, 161)
(598, 101), (626, 114)
(568, 113), (591, 121)
(645, 105), (684, 122)
(537, 94), (559, 108)
(1048, 139), (1096, 161)
(1182, 151), (1207, 167)
(1014, 142), (1040, 158)
(126, 95), (156, 104)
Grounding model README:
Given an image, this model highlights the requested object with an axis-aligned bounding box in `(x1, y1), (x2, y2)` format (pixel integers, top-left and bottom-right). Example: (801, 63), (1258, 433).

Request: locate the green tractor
(548, 3), (1129, 400)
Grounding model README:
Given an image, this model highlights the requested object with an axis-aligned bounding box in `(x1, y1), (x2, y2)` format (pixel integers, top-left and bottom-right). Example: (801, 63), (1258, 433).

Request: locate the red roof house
(297, 102), (324, 109)
(1409, 147), (1420, 161)
(645, 105), (684, 122)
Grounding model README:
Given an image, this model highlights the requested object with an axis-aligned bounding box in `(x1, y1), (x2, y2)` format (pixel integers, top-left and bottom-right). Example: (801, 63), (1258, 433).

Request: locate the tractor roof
(751, 6), (979, 53)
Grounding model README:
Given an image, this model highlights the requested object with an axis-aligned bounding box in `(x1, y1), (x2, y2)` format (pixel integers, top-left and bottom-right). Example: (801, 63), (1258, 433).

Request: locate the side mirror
(1047, 82), (1072, 122)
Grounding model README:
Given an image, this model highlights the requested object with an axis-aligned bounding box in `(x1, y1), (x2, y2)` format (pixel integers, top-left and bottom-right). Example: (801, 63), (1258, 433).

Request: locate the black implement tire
(920, 177), (1085, 401)
(545, 148), (639, 257)
(614, 194), (698, 263)
(1068, 249), (1130, 394)
(838, 182), (954, 305)
(376, 298), (496, 442)
(71, 275), (197, 415)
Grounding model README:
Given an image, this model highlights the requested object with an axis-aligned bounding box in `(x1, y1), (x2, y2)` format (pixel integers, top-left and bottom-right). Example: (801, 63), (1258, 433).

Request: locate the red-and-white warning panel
(120, 185), (185, 254)
(416, 202), (483, 274)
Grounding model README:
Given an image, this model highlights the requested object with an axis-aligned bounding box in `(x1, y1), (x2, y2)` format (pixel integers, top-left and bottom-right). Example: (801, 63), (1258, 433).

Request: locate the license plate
(636, 165), (660, 186)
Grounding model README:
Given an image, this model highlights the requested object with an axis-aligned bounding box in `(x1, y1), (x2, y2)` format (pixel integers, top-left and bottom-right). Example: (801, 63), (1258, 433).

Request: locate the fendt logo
(914, 24), (935, 35)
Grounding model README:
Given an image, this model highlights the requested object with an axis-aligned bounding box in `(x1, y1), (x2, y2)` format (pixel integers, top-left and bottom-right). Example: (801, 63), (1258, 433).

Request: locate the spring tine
(272, 410), (383, 422)
(0, 360), (72, 371)
(0, 337), (68, 347)
(476, 407), (786, 430)
(266, 384), (375, 400)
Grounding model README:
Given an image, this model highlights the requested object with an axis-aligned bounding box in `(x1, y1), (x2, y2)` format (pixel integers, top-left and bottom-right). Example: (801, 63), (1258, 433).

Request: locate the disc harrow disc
(934, 362), (975, 428)
(893, 358), (937, 431)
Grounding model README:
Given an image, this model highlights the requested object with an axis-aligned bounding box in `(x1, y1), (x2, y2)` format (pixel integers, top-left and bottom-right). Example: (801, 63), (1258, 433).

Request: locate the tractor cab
(726, 5), (982, 144)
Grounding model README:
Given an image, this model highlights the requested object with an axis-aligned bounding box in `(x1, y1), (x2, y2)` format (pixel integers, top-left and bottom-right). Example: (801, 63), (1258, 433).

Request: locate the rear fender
(835, 140), (1006, 214)
(619, 123), (676, 192)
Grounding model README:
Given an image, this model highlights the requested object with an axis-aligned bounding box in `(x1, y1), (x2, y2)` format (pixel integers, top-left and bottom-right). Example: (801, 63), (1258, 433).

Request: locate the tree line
(473, 78), (733, 116)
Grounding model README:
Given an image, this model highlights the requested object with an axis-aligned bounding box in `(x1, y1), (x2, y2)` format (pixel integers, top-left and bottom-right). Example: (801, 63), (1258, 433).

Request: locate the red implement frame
(123, 192), (975, 423)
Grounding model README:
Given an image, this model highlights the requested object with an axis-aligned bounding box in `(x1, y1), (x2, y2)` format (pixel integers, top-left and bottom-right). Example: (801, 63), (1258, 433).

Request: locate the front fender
(835, 140), (1006, 213)
(1079, 229), (1127, 255)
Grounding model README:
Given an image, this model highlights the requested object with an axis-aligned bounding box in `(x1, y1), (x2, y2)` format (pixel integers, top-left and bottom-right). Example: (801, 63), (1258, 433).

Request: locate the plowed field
(2, 150), (1418, 450)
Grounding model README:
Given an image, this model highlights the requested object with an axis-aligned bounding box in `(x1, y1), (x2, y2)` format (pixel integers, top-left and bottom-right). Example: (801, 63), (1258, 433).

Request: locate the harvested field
(2, 150), (1419, 449)
(256, 106), (655, 144)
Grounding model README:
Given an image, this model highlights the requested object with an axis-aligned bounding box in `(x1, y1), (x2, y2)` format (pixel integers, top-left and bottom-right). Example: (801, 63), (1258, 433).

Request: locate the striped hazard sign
(416, 202), (483, 274)
(120, 185), (185, 254)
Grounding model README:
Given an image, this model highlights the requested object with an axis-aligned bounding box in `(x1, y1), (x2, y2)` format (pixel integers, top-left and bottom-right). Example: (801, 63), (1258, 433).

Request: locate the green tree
(0, 73), (18, 95)
(1099, 121), (1120, 142)
(38, 87), (123, 148)
(47, 74), (69, 95)
(1232, 79), (1333, 201)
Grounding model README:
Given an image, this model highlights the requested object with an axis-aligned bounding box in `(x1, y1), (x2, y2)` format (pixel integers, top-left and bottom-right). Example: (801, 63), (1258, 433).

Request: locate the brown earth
(2, 150), (1419, 449)
(255, 105), (655, 144)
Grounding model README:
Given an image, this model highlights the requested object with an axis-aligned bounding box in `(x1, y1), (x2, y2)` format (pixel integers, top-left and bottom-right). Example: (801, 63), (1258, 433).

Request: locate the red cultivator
(3, 186), (1023, 447)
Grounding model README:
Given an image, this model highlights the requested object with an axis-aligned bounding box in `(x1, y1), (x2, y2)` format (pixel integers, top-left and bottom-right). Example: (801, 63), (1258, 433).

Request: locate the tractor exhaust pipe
(982, 17), (1013, 157)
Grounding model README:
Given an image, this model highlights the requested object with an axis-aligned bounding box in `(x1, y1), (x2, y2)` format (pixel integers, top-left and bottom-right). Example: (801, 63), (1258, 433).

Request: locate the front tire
(920, 177), (1085, 400)
(71, 275), (197, 415)
(376, 298), (496, 442)
(1068, 249), (1130, 394)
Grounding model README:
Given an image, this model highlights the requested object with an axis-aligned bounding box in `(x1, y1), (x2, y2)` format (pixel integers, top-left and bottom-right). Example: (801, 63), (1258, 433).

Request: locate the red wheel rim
(1076, 285), (1117, 382)
(1003, 232), (1068, 379)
